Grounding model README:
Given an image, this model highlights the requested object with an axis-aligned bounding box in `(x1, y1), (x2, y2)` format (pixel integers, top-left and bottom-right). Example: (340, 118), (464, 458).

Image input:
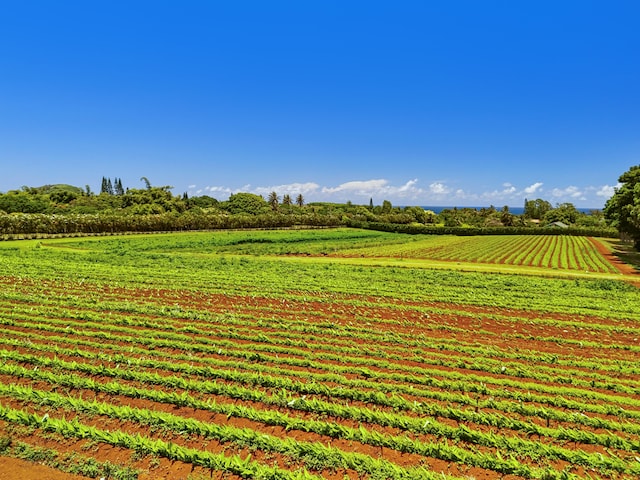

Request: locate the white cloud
(322, 179), (388, 195)
(428, 182), (450, 195)
(187, 178), (609, 207)
(502, 183), (516, 194)
(205, 186), (235, 196)
(196, 182), (320, 200)
(523, 182), (543, 195)
(254, 182), (320, 197)
(596, 184), (619, 198)
(551, 186), (583, 199)
(454, 189), (471, 200)
(479, 183), (520, 202)
(394, 179), (424, 198)
(319, 178), (425, 201)
(398, 179), (419, 192)
(193, 178), (429, 203)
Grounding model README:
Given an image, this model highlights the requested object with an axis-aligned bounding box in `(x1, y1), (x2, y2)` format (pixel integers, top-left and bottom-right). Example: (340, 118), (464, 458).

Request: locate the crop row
(2, 274), (640, 357)
(0, 401), (328, 480)
(0, 231), (637, 479)
(3, 300), (639, 399)
(334, 235), (618, 273)
(2, 356), (639, 478)
(5, 328), (640, 444)
(3, 293), (639, 375)
(5, 324), (640, 442)
(3, 352), (640, 455)
(1, 237), (637, 320)
(4, 311), (640, 423)
(2, 293), (639, 407)
(2, 286), (639, 388)
(3, 280), (639, 341)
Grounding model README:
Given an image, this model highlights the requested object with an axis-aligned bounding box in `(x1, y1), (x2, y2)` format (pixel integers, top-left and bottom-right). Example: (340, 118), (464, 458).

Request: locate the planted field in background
(0, 229), (638, 480)
(38, 228), (625, 274)
(326, 233), (620, 273)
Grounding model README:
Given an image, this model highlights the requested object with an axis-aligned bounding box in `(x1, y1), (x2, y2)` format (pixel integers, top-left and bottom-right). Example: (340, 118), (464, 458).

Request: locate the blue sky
(1, 1), (638, 208)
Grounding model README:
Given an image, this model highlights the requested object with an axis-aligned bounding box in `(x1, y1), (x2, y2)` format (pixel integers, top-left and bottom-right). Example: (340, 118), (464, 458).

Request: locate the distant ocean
(420, 206), (601, 215)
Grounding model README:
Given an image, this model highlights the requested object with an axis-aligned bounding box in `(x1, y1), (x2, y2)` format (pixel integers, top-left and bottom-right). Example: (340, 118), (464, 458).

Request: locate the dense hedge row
(0, 211), (618, 238)
(349, 220), (618, 237)
(0, 212), (346, 236)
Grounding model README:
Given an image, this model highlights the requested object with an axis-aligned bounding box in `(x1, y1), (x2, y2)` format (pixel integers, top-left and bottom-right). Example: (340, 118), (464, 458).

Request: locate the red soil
(588, 236), (639, 276)
(0, 457), (85, 480)
(0, 245), (638, 479)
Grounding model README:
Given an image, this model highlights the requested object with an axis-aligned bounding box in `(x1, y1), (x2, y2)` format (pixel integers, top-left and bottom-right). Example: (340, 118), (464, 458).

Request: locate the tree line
(0, 175), (626, 241)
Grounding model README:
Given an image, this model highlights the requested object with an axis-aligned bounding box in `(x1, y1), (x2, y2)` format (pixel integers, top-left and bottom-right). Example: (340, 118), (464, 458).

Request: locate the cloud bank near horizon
(188, 178), (618, 208)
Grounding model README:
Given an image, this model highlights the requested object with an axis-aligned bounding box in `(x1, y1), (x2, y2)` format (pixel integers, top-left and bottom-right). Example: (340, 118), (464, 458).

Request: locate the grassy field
(0, 229), (639, 479)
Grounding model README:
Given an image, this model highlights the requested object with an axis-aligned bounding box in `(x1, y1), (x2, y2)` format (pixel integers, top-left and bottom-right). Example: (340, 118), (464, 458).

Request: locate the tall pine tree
(114, 178), (125, 195)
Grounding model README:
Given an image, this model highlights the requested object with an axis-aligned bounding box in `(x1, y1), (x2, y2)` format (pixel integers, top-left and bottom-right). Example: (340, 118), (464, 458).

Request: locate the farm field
(0, 228), (639, 479)
(329, 234), (620, 272)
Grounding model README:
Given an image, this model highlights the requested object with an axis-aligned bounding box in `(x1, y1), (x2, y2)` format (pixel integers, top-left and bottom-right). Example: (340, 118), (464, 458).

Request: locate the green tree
(296, 194), (304, 207)
(404, 206), (433, 223)
(120, 186), (184, 214)
(268, 191), (279, 211)
(500, 205), (514, 226)
(604, 165), (640, 249)
(524, 198), (552, 220)
(49, 190), (78, 204)
(544, 202), (579, 225)
(101, 177), (109, 195)
(114, 178), (125, 195)
(440, 208), (462, 227)
(0, 191), (49, 213)
(188, 195), (219, 210)
(575, 209), (606, 228)
(225, 193), (269, 215)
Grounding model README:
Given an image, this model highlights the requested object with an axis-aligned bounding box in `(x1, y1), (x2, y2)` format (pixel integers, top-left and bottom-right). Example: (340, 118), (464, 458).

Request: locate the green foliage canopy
(544, 203), (580, 225)
(524, 199), (552, 220)
(604, 165), (640, 249)
(224, 192), (269, 215)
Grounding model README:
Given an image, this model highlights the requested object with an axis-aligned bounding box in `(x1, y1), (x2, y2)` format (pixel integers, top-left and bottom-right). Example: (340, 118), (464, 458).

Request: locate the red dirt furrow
(2, 386), (602, 480)
(6, 294), (640, 369)
(10, 300), (640, 377)
(0, 456), (87, 480)
(588, 237), (639, 277)
(5, 318), (640, 413)
(0, 391), (522, 480)
(0, 418), (241, 480)
(4, 342), (639, 455)
(1, 274), (637, 332)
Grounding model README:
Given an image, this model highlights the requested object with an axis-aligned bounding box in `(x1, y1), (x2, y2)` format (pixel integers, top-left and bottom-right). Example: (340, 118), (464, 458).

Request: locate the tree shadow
(608, 239), (640, 272)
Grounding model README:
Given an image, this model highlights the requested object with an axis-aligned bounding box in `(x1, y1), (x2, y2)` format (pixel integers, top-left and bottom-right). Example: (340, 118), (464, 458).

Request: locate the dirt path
(0, 457), (85, 480)
(588, 237), (639, 280)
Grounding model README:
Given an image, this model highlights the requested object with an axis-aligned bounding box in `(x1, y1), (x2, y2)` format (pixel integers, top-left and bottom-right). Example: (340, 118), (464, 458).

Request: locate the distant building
(546, 221), (569, 228)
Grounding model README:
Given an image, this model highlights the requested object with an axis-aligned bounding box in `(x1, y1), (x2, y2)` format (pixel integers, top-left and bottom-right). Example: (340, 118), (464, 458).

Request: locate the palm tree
(268, 191), (279, 211)
(296, 194), (304, 208)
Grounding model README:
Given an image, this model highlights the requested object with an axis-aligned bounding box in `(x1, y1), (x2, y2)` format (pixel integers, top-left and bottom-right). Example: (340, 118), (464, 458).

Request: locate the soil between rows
(2, 336), (638, 462)
(1, 260), (639, 479)
(0, 456), (86, 480)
